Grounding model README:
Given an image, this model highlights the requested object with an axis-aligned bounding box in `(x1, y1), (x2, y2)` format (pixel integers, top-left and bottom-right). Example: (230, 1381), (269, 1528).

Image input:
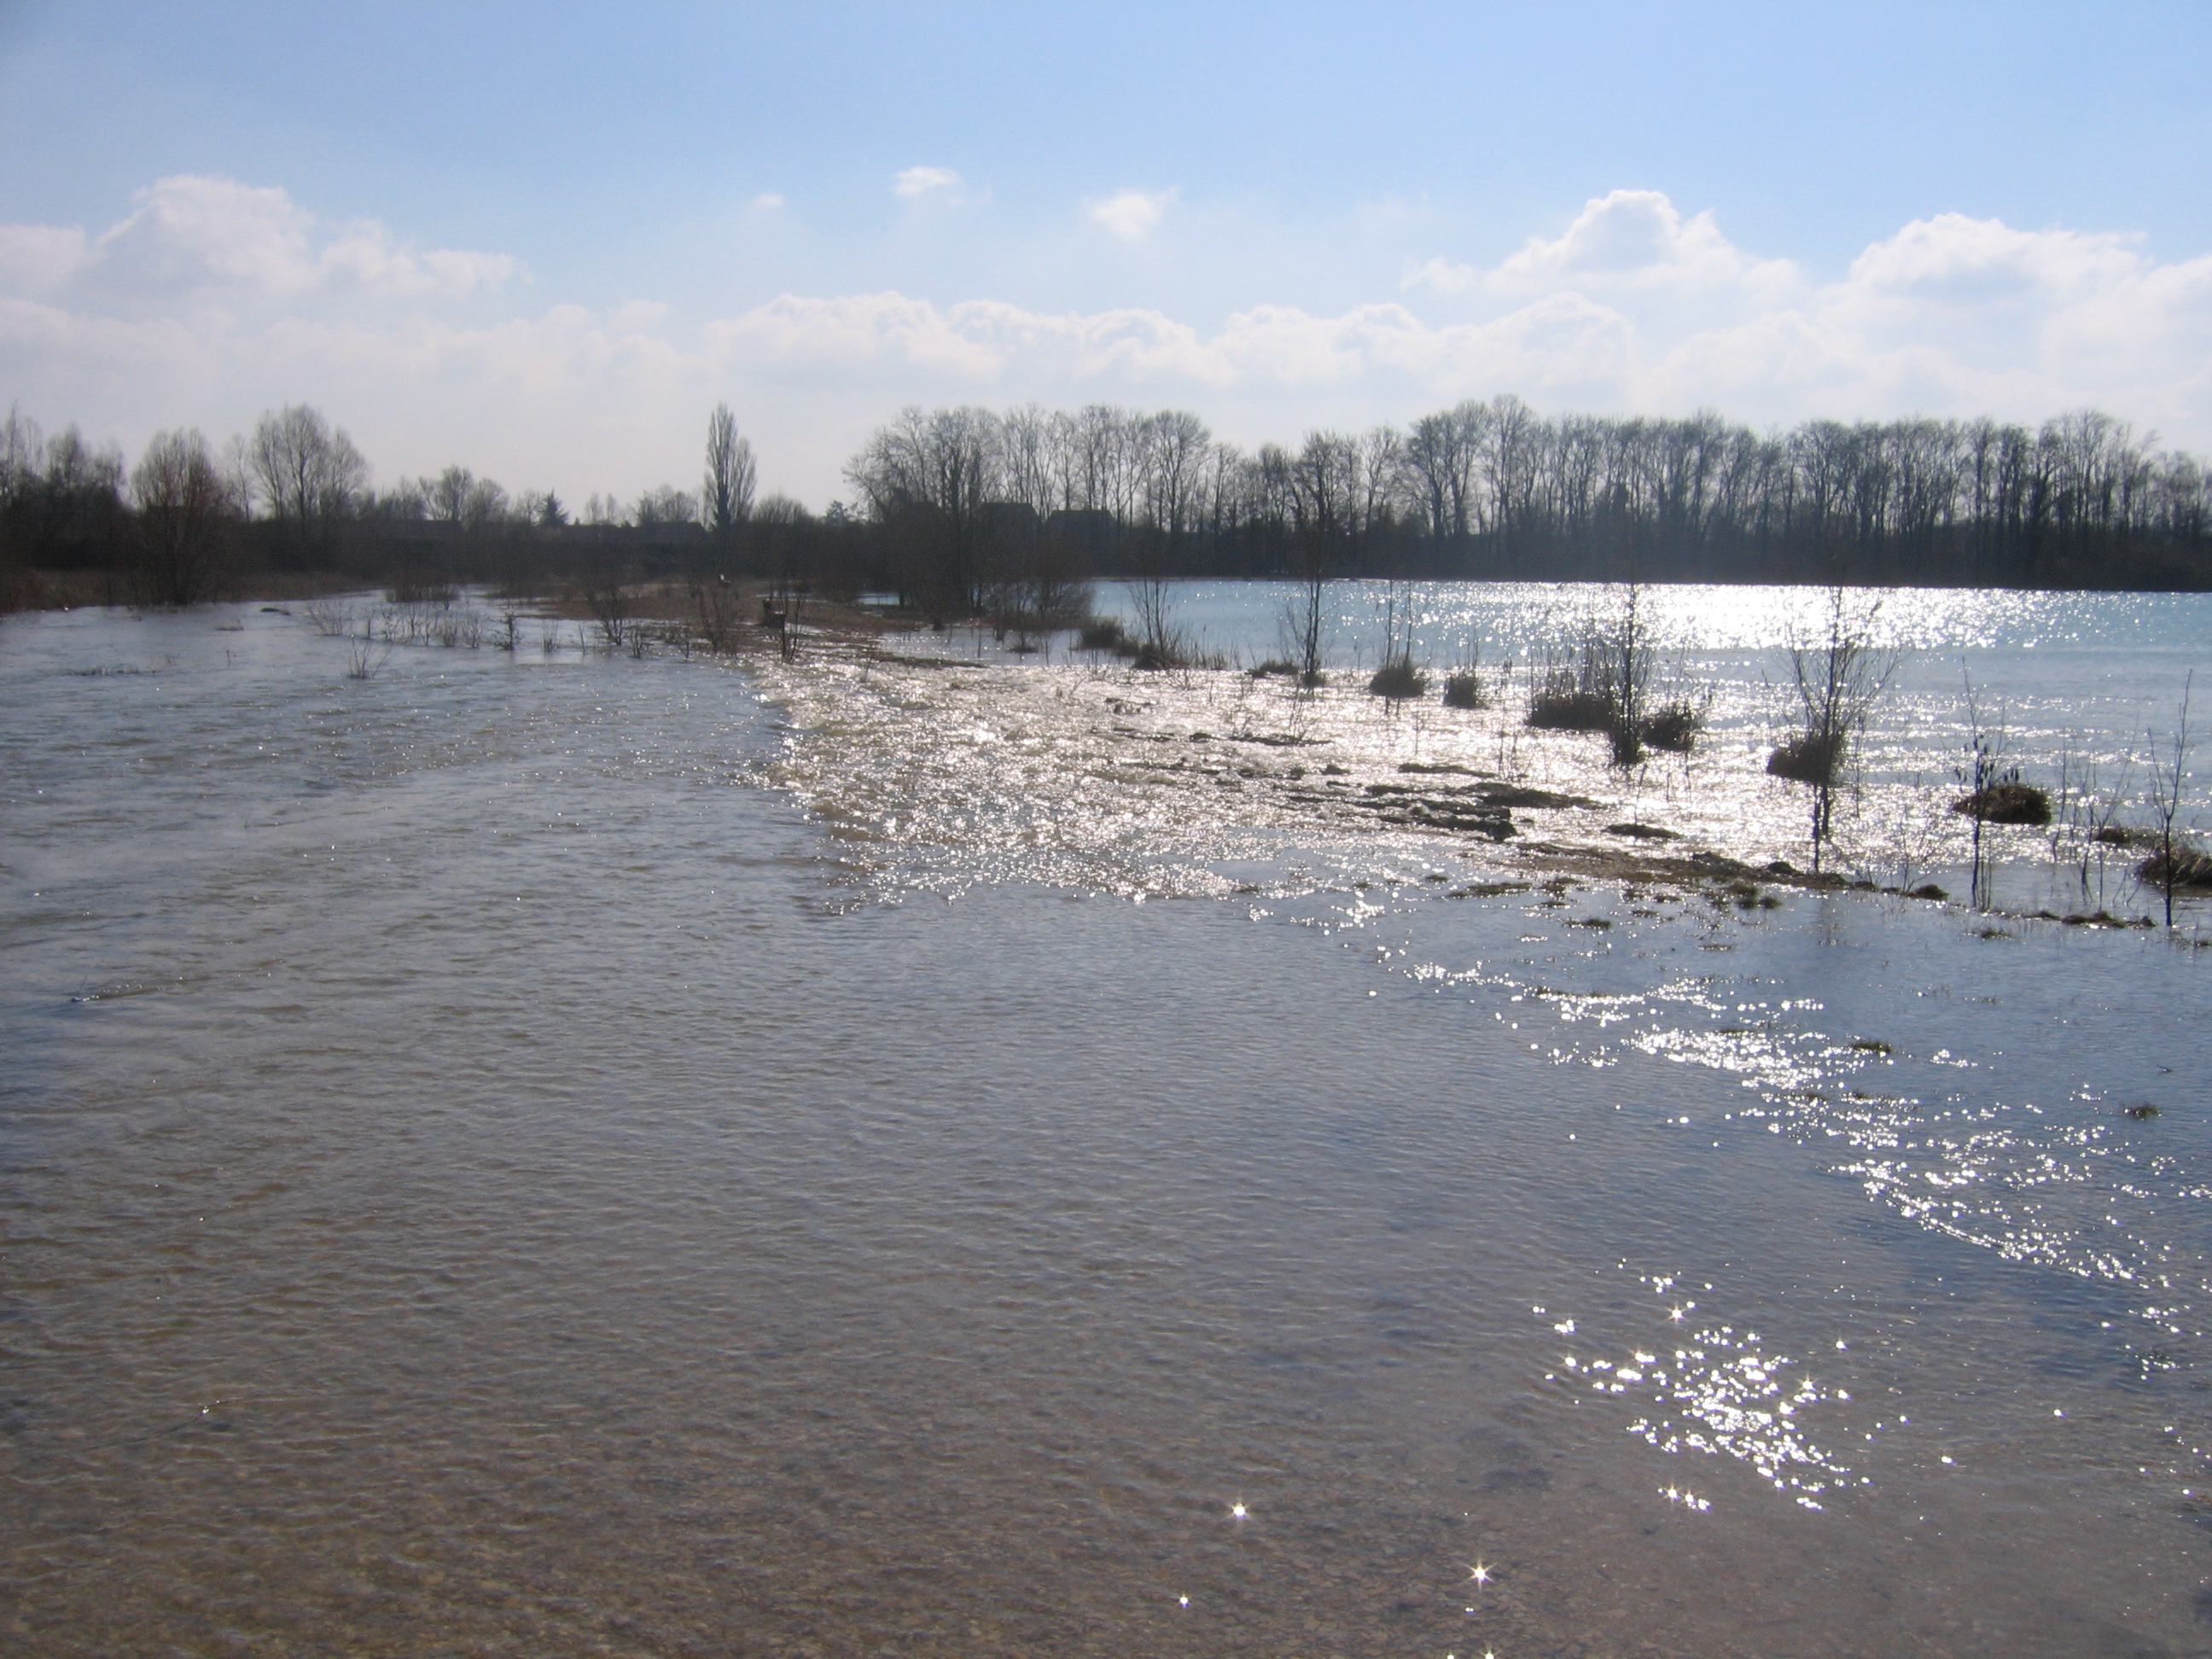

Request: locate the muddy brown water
(3, 602), (2210, 1656)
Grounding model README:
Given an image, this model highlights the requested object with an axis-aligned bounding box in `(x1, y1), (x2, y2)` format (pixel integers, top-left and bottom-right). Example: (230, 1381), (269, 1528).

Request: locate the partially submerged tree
(1124, 573), (1183, 668)
(1597, 582), (1652, 765)
(2144, 673), (2198, 928)
(845, 405), (998, 615)
(1523, 587), (1681, 765)
(1767, 586), (1901, 871)
(1953, 679), (2002, 909)
(1367, 580), (1427, 700)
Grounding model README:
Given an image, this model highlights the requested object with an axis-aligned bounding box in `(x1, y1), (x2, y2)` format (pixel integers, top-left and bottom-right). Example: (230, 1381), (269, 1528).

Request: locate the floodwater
(3, 591), (2210, 1657)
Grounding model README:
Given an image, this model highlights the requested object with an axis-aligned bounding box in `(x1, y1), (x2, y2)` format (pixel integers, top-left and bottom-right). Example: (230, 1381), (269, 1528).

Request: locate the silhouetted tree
(702, 404), (757, 541)
(131, 428), (239, 605)
(249, 405), (366, 558)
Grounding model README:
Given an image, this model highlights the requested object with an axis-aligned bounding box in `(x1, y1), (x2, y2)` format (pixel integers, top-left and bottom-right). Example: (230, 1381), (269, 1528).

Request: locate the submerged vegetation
(1768, 588), (1902, 872)
(1952, 777), (2053, 826)
(1441, 670), (1488, 710)
(1520, 591), (1706, 767)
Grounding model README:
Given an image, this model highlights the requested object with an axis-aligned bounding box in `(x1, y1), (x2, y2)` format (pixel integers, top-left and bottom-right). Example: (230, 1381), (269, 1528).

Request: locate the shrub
(1077, 618), (1129, 652)
(1640, 701), (1703, 754)
(1368, 660), (1429, 700)
(1442, 671), (1487, 709)
(1527, 675), (1614, 731)
(1767, 731), (1847, 785)
(1950, 777), (2052, 825)
(2137, 842), (2212, 890)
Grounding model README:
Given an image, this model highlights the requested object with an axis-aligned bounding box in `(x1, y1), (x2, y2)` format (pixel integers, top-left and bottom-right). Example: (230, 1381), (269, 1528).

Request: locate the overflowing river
(3, 587), (2209, 1657)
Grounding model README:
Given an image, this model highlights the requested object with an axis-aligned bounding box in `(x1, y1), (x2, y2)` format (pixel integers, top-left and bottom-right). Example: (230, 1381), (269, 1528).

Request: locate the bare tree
(998, 404), (1057, 520)
(1598, 583), (1653, 766)
(635, 485), (698, 527)
(828, 395), (2212, 591)
(1367, 580), (1427, 700)
(1138, 409), (1211, 551)
(249, 405), (366, 550)
(131, 429), (238, 605)
(1767, 587), (1901, 872)
(2145, 673), (2197, 928)
(578, 567), (631, 651)
(1124, 574), (1182, 668)
(429, 465), (474, 525)
(429, 465), (509, 531)
(1278, 553), (1330, 690)
(1956, 676), (2001, 909)
(845, 405), (999, 613)
(702, 404), (756, 539)
(1401, 403), (1486, 541)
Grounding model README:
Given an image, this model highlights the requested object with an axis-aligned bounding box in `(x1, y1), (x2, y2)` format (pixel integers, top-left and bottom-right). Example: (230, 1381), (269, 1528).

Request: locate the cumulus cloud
(1407, 189), (1800, 311)
(1843, 212), (2141, 305)
(7, 178), (2212, 503)
(1400, 254), (1480, 295)
(0, 224), (90, 290)
(1389, 191), (2212, 434)
(0, 175), (518, 302)
(701, 288), (1644, 405)
(1086, 188), (1173, 242)
(892, 166), (963, 202)
(1496, 189), (1797, 294)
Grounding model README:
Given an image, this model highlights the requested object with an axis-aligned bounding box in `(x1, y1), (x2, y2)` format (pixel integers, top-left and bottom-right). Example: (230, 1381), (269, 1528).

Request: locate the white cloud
(750, 192), (786, 212)
(893, 166), (963, 202)
(1487, 189), (1798, 297)
(0, 175), (518, 304)
(1843, 212), (2140, 305)
(1407, 189), (1802, 314)
(1086, 188), (1173, 243)
(1401, 254), (1479, 295)
(8, 178), (2212, 505)
(611, 300), (672, 332)
(0, 224), (91, 289)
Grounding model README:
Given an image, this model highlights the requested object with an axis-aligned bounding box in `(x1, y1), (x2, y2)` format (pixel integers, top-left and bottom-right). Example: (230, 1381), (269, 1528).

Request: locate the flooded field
(3, 591), (2210, 1656)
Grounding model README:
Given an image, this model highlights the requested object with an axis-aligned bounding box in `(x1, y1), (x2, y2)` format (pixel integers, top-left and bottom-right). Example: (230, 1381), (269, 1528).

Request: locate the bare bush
(1772, 588), (1901, 870)
(578, 572), (630, 651)
(2145, 674), (2197, 928)
(343, 637), (391, 680)
(1442, 671), (1487, 710)
(1124, 577), (1187, 670)
(301, 597), (353, 637)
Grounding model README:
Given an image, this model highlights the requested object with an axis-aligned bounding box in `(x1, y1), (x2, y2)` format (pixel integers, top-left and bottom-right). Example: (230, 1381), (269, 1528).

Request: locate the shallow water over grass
(3, 598), (2210, 1656)
(938, 579), (2212, 917)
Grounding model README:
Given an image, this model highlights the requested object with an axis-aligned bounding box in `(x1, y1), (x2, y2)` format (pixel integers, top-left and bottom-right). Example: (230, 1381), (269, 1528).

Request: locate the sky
(3, 0), (2210, 507)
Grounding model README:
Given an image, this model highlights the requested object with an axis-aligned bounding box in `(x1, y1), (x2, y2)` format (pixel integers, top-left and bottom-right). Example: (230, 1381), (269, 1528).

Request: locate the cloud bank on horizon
(3, 176), (2209, 505)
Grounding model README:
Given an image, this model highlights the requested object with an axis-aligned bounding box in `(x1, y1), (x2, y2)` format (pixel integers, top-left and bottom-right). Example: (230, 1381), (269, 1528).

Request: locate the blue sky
(3, 0), (2209, 504)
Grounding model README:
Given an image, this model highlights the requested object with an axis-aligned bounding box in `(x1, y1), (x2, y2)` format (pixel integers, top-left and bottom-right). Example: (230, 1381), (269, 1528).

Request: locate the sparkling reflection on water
(2, 597), (2210, 1656)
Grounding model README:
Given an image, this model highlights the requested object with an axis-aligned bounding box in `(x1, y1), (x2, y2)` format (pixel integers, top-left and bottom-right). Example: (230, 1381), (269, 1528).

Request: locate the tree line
(0, 400), (878, 609)
(846, 398), (2212, 612)
(7, 393), (2211, 611)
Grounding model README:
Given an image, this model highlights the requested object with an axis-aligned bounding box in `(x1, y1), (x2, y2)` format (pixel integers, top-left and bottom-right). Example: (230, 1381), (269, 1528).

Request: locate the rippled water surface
(3, 595), (2212, 1657)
